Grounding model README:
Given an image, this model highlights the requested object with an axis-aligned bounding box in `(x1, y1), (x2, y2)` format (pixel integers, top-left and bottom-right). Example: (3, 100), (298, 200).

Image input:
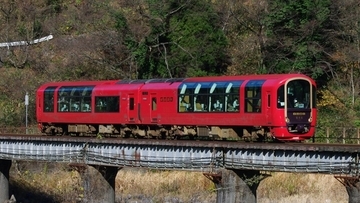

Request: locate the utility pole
(25, 92), (29, 134)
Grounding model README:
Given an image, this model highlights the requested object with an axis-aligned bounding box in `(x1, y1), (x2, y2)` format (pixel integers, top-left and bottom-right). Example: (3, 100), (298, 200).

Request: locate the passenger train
(36, 74), (317, 141)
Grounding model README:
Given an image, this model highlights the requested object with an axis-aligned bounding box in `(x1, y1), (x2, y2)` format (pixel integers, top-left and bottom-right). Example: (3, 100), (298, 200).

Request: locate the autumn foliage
(0, 0), (359, 133)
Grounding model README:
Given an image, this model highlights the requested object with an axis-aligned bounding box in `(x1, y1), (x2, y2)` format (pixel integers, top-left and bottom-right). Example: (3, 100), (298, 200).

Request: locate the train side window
(208, 82), (225, 112)
(95, 96), (119, 112)
(81, 87), (92, 112)
(194, 83), (210, 112)
(179, 95), (190, 112)
(81, 97), (91, 112)
(178, 81), (242, 113)
(277, 85), (285, 108)
(69, 87), (81, 112)
(225, 82), (241, 112)
(245, 80), (265, 113)
(129, 97), (134, 110)
(43, 86), (56, 112)
(58, 86), (94, 112)
(178, 83), (196, 112)
(58, 87), (70, 112)
(312, 85), (316, 108)
(152, 97), (157, 110)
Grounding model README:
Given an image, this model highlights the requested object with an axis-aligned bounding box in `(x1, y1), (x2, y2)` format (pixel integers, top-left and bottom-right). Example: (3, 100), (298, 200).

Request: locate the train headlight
(308, 117), (312, 122)
(285, 117), (290, 123)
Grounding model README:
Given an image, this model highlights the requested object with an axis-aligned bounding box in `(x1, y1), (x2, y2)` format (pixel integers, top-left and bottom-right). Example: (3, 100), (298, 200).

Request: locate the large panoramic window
(178, 81), (242, 113)
(57, 86), (94, 112)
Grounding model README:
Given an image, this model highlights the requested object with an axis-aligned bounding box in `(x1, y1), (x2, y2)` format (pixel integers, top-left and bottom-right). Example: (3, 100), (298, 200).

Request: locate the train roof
(184, 74), (312, 82)
(116, 78), (185, 84)
(116, 74), (313, 84)
(115, 74), (312, 83)
(37, 74), (315, 90)
(37, 80), (118, 89)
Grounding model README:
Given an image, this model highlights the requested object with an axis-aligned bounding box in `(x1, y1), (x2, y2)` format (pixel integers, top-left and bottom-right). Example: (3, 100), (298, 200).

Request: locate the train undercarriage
(40, 123), (274, 142)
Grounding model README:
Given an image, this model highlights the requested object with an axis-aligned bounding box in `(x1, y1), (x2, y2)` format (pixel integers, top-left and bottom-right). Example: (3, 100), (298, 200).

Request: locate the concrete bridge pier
(0, 159), (11, 203)
(205, 169), (264, 203)
(70, 164), (119, 203)
(335, 176), (360, 203)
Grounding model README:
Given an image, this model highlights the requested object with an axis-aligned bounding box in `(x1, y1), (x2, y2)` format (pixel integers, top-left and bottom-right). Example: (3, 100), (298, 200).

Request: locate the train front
(272, 76), (317, 141)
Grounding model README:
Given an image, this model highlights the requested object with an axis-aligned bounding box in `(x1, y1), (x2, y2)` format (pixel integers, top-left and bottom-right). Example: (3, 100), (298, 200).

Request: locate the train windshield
(277, 79), (314, 109)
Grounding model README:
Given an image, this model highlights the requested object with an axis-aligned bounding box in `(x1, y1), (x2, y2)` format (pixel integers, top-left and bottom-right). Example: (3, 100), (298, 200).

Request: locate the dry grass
(9, 163), (349, 203)
(10, 162), (82, 203)
(258, 172), (348, 203)
(115, 168), (216, 202)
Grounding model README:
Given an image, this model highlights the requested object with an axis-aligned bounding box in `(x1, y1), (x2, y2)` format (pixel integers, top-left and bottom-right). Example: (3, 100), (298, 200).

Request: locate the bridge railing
(313, 127), (360, 144)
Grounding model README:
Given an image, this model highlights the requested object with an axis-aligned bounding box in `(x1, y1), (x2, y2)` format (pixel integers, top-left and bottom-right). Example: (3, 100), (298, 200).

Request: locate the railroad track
(1, 132), (360, 152)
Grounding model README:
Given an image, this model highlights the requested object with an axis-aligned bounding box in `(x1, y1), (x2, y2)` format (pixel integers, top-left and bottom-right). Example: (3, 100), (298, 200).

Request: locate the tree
(263, 0), (334, 79)
(327, 0), (360, 109)
(212, 0), (269, 75)
(0, 0), (47, 69)
(123, 0), (229, 78)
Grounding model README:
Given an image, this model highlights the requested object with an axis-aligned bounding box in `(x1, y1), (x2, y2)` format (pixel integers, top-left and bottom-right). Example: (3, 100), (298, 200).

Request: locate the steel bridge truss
(0, 135), (359, 175)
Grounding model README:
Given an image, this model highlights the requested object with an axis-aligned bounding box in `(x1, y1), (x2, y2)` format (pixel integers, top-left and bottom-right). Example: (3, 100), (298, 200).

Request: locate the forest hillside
(0, 0), (359, 138)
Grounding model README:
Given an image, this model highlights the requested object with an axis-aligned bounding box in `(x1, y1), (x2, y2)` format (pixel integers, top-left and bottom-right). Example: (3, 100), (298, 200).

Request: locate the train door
(150, 93), (158, 123)
(139, 91), (150, 123)
(139, 91), (158, 124)
(127, 93), (138, 123)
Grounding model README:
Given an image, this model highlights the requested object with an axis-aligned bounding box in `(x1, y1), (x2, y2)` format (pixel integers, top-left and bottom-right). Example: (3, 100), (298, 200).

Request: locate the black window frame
(95, 96), (120, 112)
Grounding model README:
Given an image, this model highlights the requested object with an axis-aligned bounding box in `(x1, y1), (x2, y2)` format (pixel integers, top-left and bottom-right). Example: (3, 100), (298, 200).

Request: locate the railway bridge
(1, 134), (360, 203)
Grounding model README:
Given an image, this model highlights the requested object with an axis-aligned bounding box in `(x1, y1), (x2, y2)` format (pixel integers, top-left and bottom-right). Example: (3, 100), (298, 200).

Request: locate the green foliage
(123, 0), (229, 78)
(17, 25), (28, 38)
(96, 133), (103, 139)
(113, 11), (128, 31)
(354, 104), (360, 119)
(0, 101), (23, 127)
(263, 0), (333, 79)
(46, 0), (63, 14)
(314, 105), (357, 142)
(33, 19), (43, 38)
(354, 120), (360, 128)
(17, 19), (43, 39)
(168, 2), (228, 77)
(0, 0), (358, 132)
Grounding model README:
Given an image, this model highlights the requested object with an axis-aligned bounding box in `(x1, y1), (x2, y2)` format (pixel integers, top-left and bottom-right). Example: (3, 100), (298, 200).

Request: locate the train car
(36, 74), (316, 141)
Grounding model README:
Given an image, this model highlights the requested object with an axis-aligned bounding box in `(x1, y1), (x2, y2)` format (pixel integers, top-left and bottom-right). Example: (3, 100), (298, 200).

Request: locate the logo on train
(293, 112), (305, 120)
(160, 97), (173, 102)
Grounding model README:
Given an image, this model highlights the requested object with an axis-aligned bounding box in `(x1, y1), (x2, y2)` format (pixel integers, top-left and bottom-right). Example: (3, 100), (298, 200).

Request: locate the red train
(36, 74), (317, 141)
